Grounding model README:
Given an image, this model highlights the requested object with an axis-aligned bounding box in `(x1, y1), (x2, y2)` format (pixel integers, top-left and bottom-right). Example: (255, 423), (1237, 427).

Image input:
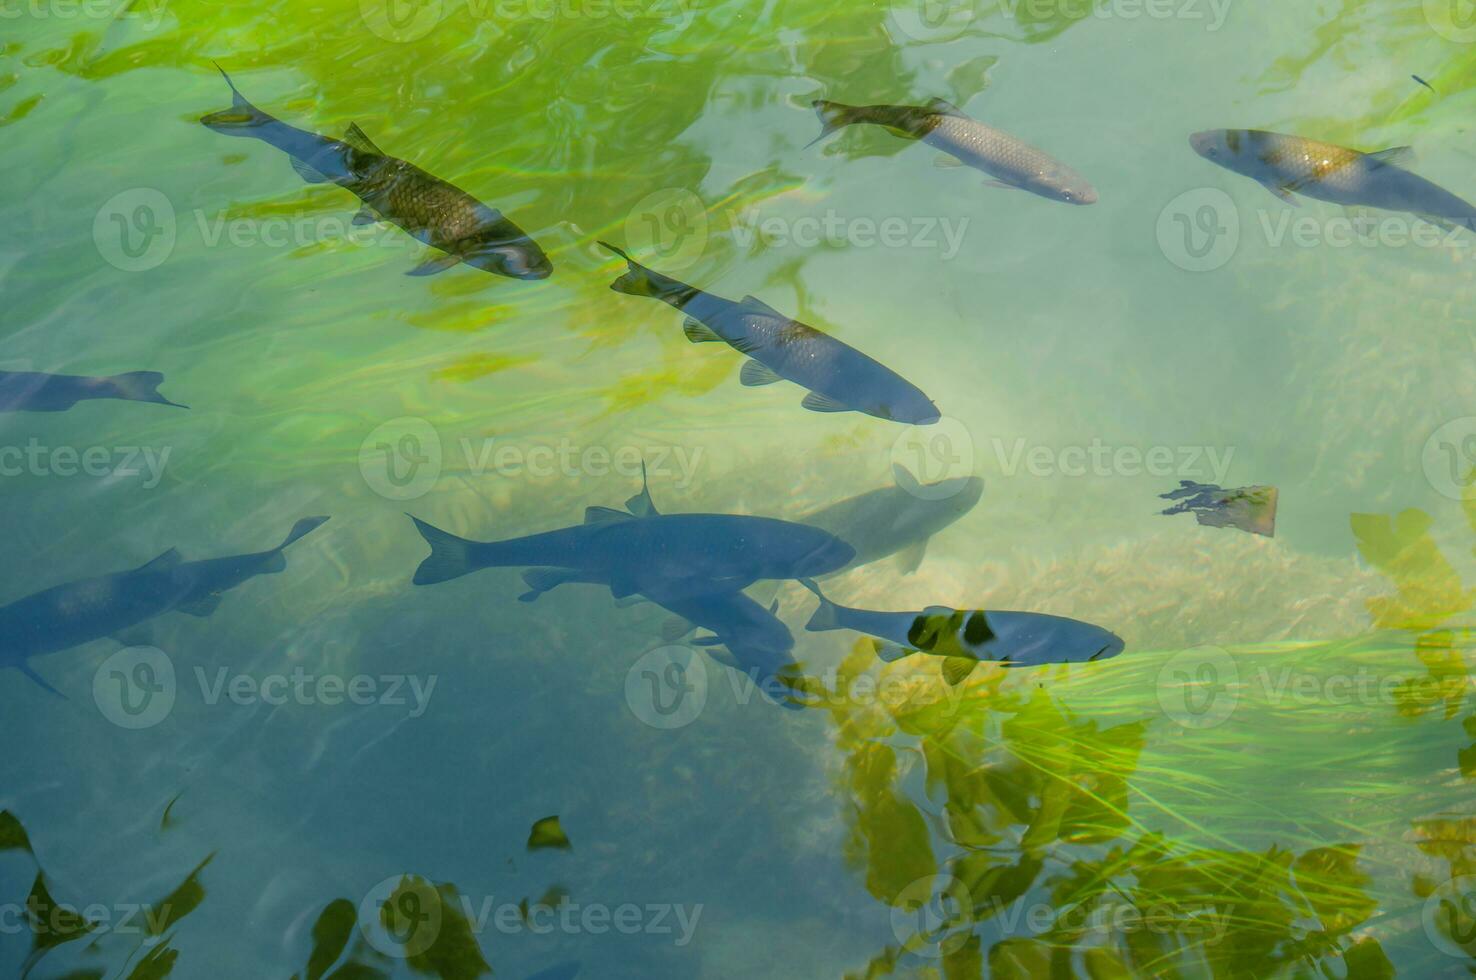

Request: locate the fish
(0, 516), (330, 696)
(1414, 75), (1436, 94)
(1189, 129), (1476, 230)
(800, 579), (1124, 686)
(809, 97), (1098, 205)
(800, 464), (982, 574)
(599, 242), (940, 424)
(201, 66), (551, 280)
(408, 483), (854, 601)
(0, 370), (186, 413)
(1160, 480), (1277, 537)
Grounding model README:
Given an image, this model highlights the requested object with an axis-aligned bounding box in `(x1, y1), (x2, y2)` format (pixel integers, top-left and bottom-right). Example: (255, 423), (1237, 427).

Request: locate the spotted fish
(801, 579), (1123, 686)
(810, 98), (1098, 205)
(1190, 129), (1476, 230)
(201, 66), (551, 279)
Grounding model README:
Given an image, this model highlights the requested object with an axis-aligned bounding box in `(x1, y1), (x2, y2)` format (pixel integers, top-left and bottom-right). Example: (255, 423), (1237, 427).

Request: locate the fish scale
(925, 114), (1073, 188)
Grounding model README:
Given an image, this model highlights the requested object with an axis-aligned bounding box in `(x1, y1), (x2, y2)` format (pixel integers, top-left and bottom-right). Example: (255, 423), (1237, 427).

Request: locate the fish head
(1086, 630), (1126, 664)
(1189, 129), (1244, 168)
(1034, 164), (1098, 205)
(466, 241), (553, 280)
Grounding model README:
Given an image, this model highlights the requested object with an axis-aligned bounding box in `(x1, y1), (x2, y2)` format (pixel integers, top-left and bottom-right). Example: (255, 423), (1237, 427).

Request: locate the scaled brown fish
(201, 67), (551, 280)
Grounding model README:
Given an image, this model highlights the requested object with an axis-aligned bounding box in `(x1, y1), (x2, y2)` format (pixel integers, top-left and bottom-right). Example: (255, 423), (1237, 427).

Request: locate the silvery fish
(801, 465), (982, 574)
(201, 67), (551, 279)
(409, 492), (853, 601)
(801, 579), (1124, 686)
(1190, 129), (1476, 230)
(0, 370), (186, 413)
(599, 242), (940, 424)
(810, 98), (1098, 205)
(1, 516), (329, 696)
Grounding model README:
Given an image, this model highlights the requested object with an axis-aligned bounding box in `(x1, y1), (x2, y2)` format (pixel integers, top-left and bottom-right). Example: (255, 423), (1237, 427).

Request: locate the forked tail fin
(107, 371), (188, 409)
(800, 578), (841, 631)
(200, 64), (275, 134)
(806, 100), (860, 149)
(409, 516), (483, 585)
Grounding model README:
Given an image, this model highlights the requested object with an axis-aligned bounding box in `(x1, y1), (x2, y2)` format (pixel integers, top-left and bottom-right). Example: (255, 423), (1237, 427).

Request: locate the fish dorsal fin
(1366, 145), (1414, 169)
(289, 157), (330, 184)
(138, 548), (183, 573)
(801, 391), (850, 413)
(738, 295), (784, 318)
(623, 461), (660, 517)
(941, 656), (978, 686)
(682, 318), (723, 343)
(926, 98), (965, 116)
(895, 539), (928, 573)
(661, 617), (695, 642)
(739, 360), (782, 387)
(343, 123), (384, 155)
(584, 505), (635, 525)
(892, 463), (923, 495)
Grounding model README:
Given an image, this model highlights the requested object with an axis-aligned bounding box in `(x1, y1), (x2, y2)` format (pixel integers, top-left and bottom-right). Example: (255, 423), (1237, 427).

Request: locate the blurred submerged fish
(809, 97), (1098, 205)
(801, 579), (1124, 686)
(0, 370), (186, 413)
(409, 485), (853, 601)
(1160, 480), (1277, 537)
(201, 66), (551, 280)
(516, 468), (802, 705)
(0, 517), (329, 696)
(801, 464), (982, 574)
(1190, 129), (1476, 231)
(1414, 75), (1435, 94)
(599, 242), (940, 424)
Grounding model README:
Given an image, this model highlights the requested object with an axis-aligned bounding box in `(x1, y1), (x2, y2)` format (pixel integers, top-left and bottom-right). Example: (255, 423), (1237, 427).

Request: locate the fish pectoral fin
(342, 122), (384, 156)
(941, 656), (978, 686)
(932, 154), (964, 169)
(873, 641), (913, 663)
(983, 179), (1024, 191)
(352, 207), (380, 226)
(801, 391), (850, 413)
(584, 505), (635, 524)
(690, 634), (723, 647)
(289, 156), (331, 184)
(895, 539), (929, 574)
(1260, 180), (1300, 206)
(137, 548), (184, 573)
(925, 97), (965, 116)
(406, 253), (461, 277)
(1366, 145), (1415, 169)
(702, 646), (740, 669)
(739, 360), (783, 387)
(177, 593), (222, 618)
(1416, 212), (1464, 234)
(682, 318), (724, 343)
(661, 616), (696, 642)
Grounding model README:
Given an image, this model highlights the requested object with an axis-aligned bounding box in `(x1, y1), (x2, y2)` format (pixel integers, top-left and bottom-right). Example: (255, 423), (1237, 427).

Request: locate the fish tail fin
(200, 63), (274, 134)
(806, 100), (858, 149)
(106, 371), (188, 409)
(598, 240), (682, 299)
(800, 578), (841, 631)
(258, 516), (329, 572)
(409, 516), (483, 585)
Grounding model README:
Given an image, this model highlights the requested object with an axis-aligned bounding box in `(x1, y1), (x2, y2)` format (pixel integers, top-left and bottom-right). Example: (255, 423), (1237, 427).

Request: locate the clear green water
(6, 0), (1476, 976)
